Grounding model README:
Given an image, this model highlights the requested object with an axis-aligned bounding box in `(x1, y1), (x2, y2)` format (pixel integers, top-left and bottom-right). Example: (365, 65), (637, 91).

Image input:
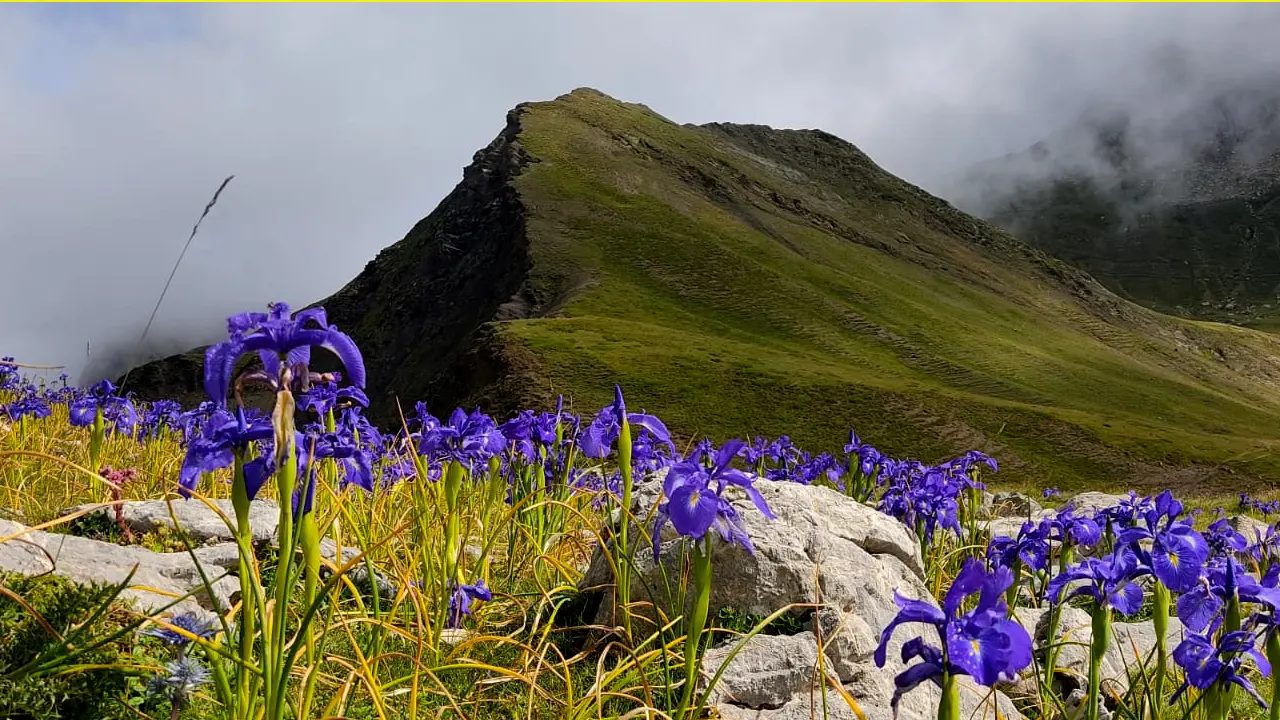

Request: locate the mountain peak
(124, 88), (1280, 492)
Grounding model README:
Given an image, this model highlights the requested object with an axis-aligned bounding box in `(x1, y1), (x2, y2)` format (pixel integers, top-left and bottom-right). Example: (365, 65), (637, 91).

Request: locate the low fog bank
(942, 48), (1280, 220)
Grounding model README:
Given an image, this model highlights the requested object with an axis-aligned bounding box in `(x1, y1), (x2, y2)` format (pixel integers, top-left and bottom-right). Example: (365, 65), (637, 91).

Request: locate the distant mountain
(949, 78), (1280, 328)
(128, 88), (1280, 493)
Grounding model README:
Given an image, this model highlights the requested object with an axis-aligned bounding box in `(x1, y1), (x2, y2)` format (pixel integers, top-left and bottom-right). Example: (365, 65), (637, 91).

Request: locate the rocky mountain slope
(128, 88), (1280, 493)
(950, 79), (1280, 328)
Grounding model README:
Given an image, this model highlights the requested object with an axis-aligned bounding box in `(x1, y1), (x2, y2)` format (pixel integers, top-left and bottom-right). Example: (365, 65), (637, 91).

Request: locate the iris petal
(668, 483), (718, 540)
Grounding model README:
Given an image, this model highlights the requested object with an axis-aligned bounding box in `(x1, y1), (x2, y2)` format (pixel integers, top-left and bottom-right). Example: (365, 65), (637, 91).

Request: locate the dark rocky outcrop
(128, 107), (547, 423)
(309, 106), (539, 423)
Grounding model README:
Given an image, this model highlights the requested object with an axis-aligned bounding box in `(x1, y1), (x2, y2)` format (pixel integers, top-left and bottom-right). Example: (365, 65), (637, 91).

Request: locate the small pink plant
(99, 465), (138, 543)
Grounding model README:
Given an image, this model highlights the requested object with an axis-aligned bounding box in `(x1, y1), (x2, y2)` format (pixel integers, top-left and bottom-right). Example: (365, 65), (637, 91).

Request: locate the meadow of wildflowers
(2, 303), (1280, 719)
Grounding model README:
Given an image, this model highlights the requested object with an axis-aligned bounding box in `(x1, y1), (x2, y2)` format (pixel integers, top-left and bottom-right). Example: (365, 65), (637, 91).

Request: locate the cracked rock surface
(0, 517), (237, 613)
(579, 476), (1025, 720)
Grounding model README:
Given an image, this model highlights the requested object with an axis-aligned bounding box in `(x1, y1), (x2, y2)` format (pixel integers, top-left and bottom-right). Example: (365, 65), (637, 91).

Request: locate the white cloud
(1, 4), (1277, 381)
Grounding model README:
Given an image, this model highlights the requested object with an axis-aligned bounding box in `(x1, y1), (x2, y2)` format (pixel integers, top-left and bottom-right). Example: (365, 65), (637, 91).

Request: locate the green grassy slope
(477, 89), (1280, 495)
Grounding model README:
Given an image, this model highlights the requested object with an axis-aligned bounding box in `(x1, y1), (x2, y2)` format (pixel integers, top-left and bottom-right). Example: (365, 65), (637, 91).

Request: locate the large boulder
(64, 498), (280, 545)
(62, 499), (396, 596)
(7, 499), (397, 614)
(577, 476), (1024, 720)
(0, 518), (238, 613)
(1009, 606), (1185, 702)
(1228, 514), (1273, 543)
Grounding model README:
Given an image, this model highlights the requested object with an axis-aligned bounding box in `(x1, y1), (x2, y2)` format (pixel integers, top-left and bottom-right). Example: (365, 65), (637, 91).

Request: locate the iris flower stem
(1206, 596), (1243, 720)
(443, 460), (465, 584)
(1087, 605), (1111, 720)
(965, 484), (980, 541)
(1043, 544), (1071, 697)
(675, 540), (713, 720)
(298, 413), (338, 717)
(231, 454), (258, 716)
(298, 508), (320, 718)
(89, 407), (105, 502)
(938, 671), (960, 720)
(1004, 558), (1022, 612)
(267, 389), (298, 720)
(1267, 630), (1280, 720)
(481, 455), (503, 584)
(1152, 583), (1170, 719)
(616, 413), (635, 643)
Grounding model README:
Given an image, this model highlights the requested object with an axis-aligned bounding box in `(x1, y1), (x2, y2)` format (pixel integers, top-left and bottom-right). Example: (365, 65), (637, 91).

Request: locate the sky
(3, 3), (1280, 384)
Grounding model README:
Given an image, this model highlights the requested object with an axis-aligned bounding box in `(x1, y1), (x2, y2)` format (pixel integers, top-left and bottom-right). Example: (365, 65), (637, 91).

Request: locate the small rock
(1063, 492), (1130, 516)
(992, 492), (1043, 518)
(1063, 688), (1112, 720)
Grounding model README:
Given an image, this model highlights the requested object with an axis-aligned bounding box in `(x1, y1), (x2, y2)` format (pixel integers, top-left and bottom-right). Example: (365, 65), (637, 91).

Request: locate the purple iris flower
(878, 465), (962, 544)
(338, 405), (383, 451)
(1249, 524), (1280, 566)
(68, 379), (139, 435)
(498, 409), (559, 463)
(203, 302), (365, 406)
(987, 520), (1050, 573)
(795, 452), (843, 487)
(1043, 487), (1061, 500)
(651, 439), (775, 559)
(1048, 546), (1150, 615)
(178, 408), (275, 497)
(943, 450), (998, 490)
(762, 436), (802, 482)
(630, 429), (677, 474)
(287, 430), (377, 514)
(418, 407), (506, 471)
(1240, 493), (1280, 517)
(0, 357), (18, 390)
(298, 380), (368, 416)
(1044, 506), (1102, 548)
(1097, 491), (1154, 529)
(1176, 557), (1280, 634)
(741, 436), (769, 472)
(313, 431), (375, 492)
(1, 387), (51, 421)
(407, 401), (438, 435)
(1171, 625), (1271, 708)
(578, 386), (672, 460)
(176, 402), (219, 445)
(141, 400), (183, 437)
(874, 559), (1032, 710)
(446, 580), (493, 628)
(1115, 490), (1209, 592)
(844, 431), (886, 481)
(1205, 517), (1251, 556)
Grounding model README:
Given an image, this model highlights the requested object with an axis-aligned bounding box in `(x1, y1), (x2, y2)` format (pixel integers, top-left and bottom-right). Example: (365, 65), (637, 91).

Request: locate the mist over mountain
(946, 56), (1280, 323)
(947, 48), (1280, 214)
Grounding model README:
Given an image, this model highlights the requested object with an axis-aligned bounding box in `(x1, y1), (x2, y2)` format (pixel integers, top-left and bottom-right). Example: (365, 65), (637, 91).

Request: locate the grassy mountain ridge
(129, 88), (1280, 494)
